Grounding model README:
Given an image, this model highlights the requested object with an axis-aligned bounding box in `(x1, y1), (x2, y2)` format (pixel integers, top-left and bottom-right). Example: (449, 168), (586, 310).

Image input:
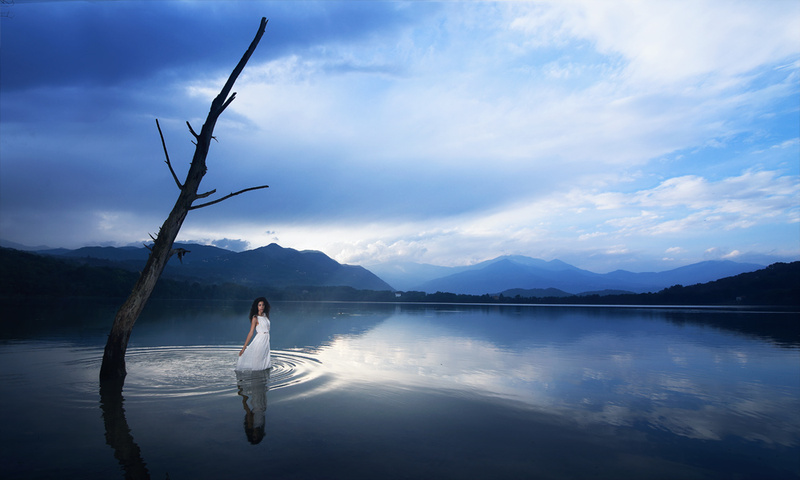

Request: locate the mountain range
(369, 255), (766, 295)
(40, 243), (393, 291)
(1, 240), (769, 296)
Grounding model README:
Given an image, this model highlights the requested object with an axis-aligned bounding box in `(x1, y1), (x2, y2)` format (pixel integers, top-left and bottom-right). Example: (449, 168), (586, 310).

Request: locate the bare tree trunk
(100, 17), (269, 382)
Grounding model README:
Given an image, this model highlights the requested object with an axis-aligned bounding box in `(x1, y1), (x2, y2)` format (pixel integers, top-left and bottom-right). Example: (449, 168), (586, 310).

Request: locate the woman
(236, 297), (272, 371)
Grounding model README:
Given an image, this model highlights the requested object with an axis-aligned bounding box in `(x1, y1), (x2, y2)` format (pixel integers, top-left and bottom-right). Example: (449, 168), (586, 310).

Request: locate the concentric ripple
(267, 349), (325, 390)
(119, 345), (326, 399)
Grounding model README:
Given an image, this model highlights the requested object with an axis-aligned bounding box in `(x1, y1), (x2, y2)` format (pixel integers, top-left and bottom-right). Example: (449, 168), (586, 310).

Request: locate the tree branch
(156, 119), (183, 190)
(186, 121), (199, 139)
(189, 184), (269, 210)
(169, 247), (190, 264)
(211, 18), (267, 116)
(188, 121), (218, 142)
(195, 189), (216, 199)
(218, 92), (238, 115)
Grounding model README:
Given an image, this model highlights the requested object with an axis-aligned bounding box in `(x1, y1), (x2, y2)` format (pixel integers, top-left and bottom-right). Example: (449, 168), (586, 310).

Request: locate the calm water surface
(0, 299), (798, 479)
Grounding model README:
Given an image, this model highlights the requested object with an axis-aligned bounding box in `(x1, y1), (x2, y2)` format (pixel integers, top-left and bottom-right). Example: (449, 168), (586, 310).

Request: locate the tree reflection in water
(99, 379), (151, 480)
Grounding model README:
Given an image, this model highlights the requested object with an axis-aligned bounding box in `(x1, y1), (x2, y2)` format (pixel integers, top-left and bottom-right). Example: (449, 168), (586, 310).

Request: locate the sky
(1, 0), (798, 273)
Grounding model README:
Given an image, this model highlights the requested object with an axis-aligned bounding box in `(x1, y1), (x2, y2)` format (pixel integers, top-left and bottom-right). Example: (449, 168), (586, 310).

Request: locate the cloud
(176, 167), (794, 270)
(512, 0), (800, 84)
(770, 138), (800, 151)
(634, 171), (798, 212)
(206, 238), (250, 252)
(0, 1), (423, 91)
(1, 1), (798, 272)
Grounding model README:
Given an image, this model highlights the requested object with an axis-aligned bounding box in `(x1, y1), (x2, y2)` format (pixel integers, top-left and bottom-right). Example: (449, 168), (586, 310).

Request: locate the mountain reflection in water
(0, 300), (797, 479)
(315, 312), (799, 446)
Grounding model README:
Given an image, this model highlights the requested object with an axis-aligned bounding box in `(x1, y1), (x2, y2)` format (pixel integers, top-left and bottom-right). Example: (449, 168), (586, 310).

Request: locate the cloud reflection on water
(313, 312), (800, 447)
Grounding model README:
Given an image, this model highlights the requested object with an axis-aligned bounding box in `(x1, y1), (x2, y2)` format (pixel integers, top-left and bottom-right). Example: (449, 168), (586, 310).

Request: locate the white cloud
(173, 167), (797, 271)
(516, 0), (800, 84)
(770, 138), (800, 150)
(191, 3), (798, 205)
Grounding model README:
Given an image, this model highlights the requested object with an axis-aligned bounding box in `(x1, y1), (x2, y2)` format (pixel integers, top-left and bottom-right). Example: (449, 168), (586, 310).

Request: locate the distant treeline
(0, 247), (257, 300)
(1, 247), (798, 306)
(399, 262), (800, 306)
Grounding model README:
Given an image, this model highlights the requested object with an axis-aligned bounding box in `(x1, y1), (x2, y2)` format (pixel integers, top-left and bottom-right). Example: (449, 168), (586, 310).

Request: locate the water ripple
(267, 348), (324, 390)
(118, 345), (326, 399)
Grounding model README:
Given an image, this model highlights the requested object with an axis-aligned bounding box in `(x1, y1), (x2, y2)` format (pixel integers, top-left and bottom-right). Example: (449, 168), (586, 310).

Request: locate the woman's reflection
(236, 369), (269, 444)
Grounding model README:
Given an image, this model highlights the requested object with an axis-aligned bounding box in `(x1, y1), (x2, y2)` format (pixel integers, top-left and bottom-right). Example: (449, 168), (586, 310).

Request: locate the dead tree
(100, 17), (269, 382)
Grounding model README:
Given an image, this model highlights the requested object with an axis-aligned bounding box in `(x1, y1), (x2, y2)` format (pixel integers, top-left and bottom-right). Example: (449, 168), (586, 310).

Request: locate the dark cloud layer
(1, 1), (423, 91)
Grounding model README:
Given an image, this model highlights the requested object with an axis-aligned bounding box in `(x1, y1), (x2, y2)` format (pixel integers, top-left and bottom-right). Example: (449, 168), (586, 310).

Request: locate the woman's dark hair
(249, 297), (270, 320)
(244, 418), (265, 444)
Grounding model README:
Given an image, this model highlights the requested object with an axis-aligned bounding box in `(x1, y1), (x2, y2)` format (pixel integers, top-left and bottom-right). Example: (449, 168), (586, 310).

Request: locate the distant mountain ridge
(375, 255), (765, 295)
(40, 242), (392, 291)
(2, 239), (771, 296)
(2, 245), (796, 306)
(366, 256), (589, 291)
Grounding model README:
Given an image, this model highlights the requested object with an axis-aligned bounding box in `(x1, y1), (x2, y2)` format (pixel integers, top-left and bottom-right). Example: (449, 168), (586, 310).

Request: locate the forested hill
(558, 261), (799, 306)
(0, 247), (258, 299)
(0, 247), (394, 300)
(41, 242), (392, 292)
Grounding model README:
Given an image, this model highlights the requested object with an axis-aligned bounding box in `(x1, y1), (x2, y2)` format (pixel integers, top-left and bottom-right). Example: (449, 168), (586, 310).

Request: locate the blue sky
(1, 0), (798, 272)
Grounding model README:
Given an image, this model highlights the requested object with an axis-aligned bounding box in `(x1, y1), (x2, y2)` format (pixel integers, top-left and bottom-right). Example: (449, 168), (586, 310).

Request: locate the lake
(0, 298), (798, 479)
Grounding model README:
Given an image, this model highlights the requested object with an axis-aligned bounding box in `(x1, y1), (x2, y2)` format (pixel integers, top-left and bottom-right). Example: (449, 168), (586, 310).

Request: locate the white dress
(236, 315), (272, 371)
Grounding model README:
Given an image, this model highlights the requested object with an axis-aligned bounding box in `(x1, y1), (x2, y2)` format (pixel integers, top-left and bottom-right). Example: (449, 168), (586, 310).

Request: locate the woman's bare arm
(239, 316), (258, 356)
